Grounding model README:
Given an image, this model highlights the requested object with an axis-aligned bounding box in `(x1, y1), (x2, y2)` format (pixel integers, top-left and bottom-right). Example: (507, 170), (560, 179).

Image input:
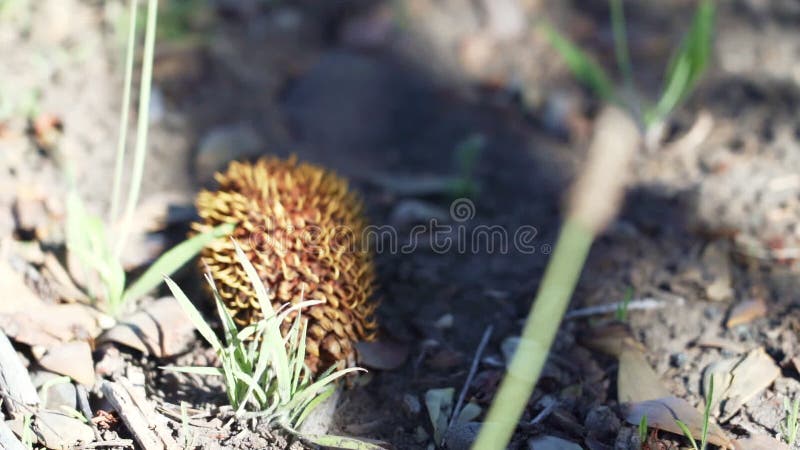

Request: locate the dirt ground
(2, 0), (800, 449)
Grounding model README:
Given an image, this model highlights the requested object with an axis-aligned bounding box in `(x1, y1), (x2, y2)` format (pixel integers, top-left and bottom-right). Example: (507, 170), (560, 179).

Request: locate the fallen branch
(101, 380), (178, 450)
(0, 331), (39, 418)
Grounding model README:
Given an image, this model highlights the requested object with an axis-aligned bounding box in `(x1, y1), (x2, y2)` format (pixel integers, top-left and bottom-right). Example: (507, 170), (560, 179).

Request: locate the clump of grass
(163, 240), (385, 449)
(544, 0), (715, 130)
(675, 377), (714, 450)
(782, 395), (800, 446)
(65, 0), (229, 318)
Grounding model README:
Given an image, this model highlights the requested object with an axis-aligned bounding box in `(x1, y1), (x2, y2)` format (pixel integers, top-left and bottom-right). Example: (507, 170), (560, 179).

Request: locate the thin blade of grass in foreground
(647, 0), (714, 125)
(115, 0), (159, 258)
(164, 277), (223, 352)
(123, 222), (235, 304)
(110, 0), (139, 222)
(231, 239), (292, 403)
(542, 22), (615, 102)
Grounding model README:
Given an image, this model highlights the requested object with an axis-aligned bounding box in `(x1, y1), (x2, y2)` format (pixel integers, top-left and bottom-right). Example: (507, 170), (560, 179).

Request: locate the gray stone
(402, 393), (421, 416)
(297, 387), (340, 435)
(528, 435), (582, 450)
(444, 421), (480, 450)
(31, 371), (77, 411)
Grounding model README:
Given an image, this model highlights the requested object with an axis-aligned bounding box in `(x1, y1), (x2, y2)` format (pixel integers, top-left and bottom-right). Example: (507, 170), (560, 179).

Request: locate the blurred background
(3, 0), (800, 448)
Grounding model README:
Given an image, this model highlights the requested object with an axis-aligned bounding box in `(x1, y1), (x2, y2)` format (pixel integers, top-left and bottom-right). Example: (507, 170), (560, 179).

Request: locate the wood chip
(725, 298), (767, 328)
(101, 380), (178, 450)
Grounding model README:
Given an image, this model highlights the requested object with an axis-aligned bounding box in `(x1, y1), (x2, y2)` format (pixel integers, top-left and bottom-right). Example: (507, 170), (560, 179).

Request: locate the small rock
(670, 352), (688, 368)
(36, 341), (95, 387)
(34, 410), (94, 448)
(444, 421), (480, 450)
(298, 388), (340, 435)
(98, 297), (196, 358)
(527, 435), (582, 450)
(584, 405), (621, 442)
(31, 371), (77, 411)
(433, 314), (454, 330)
(355, 340), (409, 370)
(402, 394), (421, 416)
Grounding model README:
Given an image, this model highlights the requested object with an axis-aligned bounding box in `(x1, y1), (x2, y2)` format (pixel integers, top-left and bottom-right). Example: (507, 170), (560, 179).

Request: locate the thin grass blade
(123, 222), (235, 303)
(164, 277), (224, 352)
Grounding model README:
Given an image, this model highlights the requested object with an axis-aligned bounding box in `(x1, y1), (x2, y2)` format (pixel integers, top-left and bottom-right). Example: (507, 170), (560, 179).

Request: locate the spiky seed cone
(193, 157), (378, 373)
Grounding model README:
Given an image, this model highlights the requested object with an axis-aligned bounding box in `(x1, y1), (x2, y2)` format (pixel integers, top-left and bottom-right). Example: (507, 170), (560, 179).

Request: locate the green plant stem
(472, 218), (594, 449)
(609, 0), (641, 122)
(115, 0), (158, 259)
(110, 0), (139, 224)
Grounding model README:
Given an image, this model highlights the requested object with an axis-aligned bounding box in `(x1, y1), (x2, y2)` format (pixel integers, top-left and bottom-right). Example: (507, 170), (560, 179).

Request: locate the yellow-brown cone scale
(194, 157), (378, 373)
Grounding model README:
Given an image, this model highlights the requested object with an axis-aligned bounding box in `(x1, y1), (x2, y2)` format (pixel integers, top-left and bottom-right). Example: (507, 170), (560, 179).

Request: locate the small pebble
(402, 393), (421, 416)
(671, 352), (689, 368)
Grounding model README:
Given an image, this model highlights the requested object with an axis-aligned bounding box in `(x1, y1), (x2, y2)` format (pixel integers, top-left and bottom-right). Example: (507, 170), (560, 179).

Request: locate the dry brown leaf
(618, 349), (671, 404)
(725, 298), (767, 328)
(624, 396), (732, 449)
(97, 297), (196, 358)
(703, 348), (780, 422)
(579, 322), (645, 357)
(37, 340), (95, 386)
(355, 340), (409, 370)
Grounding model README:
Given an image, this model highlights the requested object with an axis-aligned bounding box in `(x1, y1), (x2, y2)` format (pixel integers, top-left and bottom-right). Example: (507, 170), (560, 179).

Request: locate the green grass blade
(285, 367), (366, 413)
(610, 0), (634, 94)
(701, 377), (713, 450)
(648, 0), (714, 125)
(292, 384), (334, 428)
(123, 222), (234, 303)
(675, 420), (699, 450)
(115, 0), (159, 258)
(299, 433), (389, 450)
(231, 239), (293, 402)
(164, 277), (223, 352)
(542, 22), (615, 101)
(110, 0), (139, 223)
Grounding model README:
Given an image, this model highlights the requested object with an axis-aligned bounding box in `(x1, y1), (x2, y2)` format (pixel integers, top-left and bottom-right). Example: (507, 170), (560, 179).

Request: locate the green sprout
(638, 414), (648, 447)
(615, 286), (634, 322)
(544, 0), (715, 129)
(675, 377), (714, 450)
(65, 0), (228, 318)
(782, 395), (800, 446)
(448, 133), (486, 199)
(163, 240), (386, 449)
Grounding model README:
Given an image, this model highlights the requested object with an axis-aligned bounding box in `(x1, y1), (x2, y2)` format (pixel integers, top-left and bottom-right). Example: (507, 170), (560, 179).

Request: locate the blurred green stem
(472, 219), (593, 449)
(109, 0), (139, 224)
(610, 0), (642, 124)
(115, 0), (158, 258)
